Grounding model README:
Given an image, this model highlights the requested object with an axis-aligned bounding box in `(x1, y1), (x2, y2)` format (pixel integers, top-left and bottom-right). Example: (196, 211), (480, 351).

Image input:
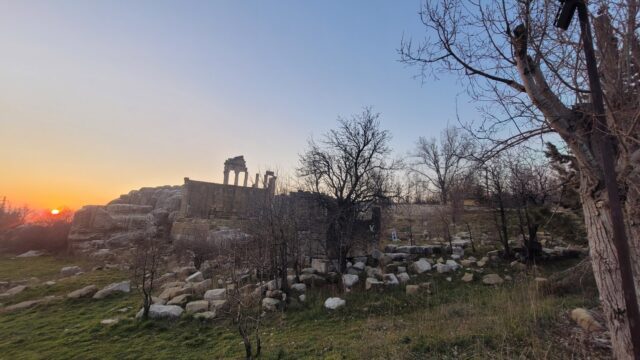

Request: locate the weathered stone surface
(1, 296), (59, 313)
(445, 260), (460, 271)
(167, 294), (192, 306)
(406, 285), (419, 295)
(204, 288), (226, 301)
(435, 264), (452, 273)
(461, 273), (474, 282)
(396, 272), (410, 283)
(60, 266), (82, 277)
(186, 300), (209, 314)
(266, 289), (283, 299)
(186, 271), (204, 283)
(324, 297), (345, 310)
(16, 250), (45, 258)
(383, 273), (399, 286)
(159, 286), (190, 301)
(191, 279), (212, 296)
(93, 281), (131, 299)
(352, 262), (365, 271)
(291, 283), (306, 293)
(152, 296), (166, 305)
(298, 294), (306, 302)
(67, 285), (98, 299)
(482, 274), (504, 285)
(194, 311), (216, 321)
(138, 304), (184, 320)
(299, 274), (326, 287)
(45, 281), (56, 286)
(476, 257), (489, 267)
(0, 285), (27, 298)
(209, 299), (228, 311)
(371, 249), (384, 260)
(342, 274), (359, 288)
(409, 259), (432, 274)
(262, 297), (280, 311)
(311, 258), (330, 274)
(460, 259), (474, 267)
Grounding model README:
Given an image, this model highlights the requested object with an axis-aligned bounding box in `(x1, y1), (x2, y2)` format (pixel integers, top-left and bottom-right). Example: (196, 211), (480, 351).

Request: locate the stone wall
(180, 178), (273, 220)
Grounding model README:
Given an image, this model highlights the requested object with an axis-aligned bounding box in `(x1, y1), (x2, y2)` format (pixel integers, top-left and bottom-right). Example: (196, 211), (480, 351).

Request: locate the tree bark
(580, 174), (636, 360)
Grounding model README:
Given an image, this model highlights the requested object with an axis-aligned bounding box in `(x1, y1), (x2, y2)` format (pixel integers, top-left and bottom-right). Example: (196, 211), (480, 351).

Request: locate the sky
(0, 1), (476, 210)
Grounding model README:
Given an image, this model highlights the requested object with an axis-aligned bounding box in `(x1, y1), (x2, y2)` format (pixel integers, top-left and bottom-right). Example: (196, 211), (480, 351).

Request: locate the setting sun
(50, 209), (60, 215)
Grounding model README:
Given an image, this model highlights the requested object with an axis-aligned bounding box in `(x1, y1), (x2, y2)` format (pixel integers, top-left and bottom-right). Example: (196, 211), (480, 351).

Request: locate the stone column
(223, 170), (230, 185)
(254, 173), (260, 188)
(243, 171), (248, 187)
(233, 170), (239, 186)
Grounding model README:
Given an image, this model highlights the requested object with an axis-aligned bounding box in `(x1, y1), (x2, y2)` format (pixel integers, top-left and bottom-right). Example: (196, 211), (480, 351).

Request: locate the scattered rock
(185, 300), (209, 314)
(445, 260), (460, 271)
(194, 311), (217, 321)
(461, 273), (474, 282)
(159, 286), (190, 301)
(262, 297), (280, 311)
(100, 318), (119, 325)
(60, 266), (82, 277)
(396, 272), (410, 283)
(476, 257), (489, 267)
(45, 281), (56, 286)
(342, 274), (359, 288)
(203, 288), (226, 301)
(137, 304), (184, 320)
(67, 285), (98, 299)
(324, 297), (345, 310)
(383, 273), (399, 286)
(0, 285), (27, 298)
(352, 262), (365, 271)
(16, 250), (45, 258)
(435, 264), (451, 273)
(93, 281), (131, 299)
(209, 299), (228, 311)
(311, 258), (330, 274)
(409, 259), (432, 274)
(406, 285), (419, 295)
(191, 279), (212, 296)
(298, 294), (306, 302)
(291, 283), (306, 293)
(482, 274), (504, 285)
(167, 294), (192, 306)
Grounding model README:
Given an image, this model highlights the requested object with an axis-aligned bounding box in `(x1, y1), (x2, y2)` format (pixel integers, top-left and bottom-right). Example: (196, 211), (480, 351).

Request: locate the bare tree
(483, 156), (512, 258)
(131, 231), (163, 320)
(298, 108), (397, 271)
(410, 127), (473, 205)
(400, 1), (640, 356)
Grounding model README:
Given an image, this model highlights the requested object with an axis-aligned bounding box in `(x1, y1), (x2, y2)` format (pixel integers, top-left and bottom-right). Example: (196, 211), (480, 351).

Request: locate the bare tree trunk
(581, 181), (637, 360)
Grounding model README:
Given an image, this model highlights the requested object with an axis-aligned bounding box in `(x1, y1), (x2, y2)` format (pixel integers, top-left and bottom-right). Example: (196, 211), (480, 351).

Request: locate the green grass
(0, 255), (599, 359)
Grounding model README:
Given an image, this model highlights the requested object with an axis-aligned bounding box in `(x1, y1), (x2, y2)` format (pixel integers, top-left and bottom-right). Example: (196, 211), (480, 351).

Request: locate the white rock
(342, 274), (359, 288)
(93, 281), (130, 299)
(185, 300), (209, 314)
(262, 297), (280, 311)
(396, 272), (410, 283)
(291, 283), (306, 292)
(409, 259), (432, 274)
(324, 297), (346, 310)
(203, 288), (226, 301)
(383, 273), (399, 286)
(298, 294), (306, 302)
(60, 266), (82, 277)
(366, 277), (384, 290)
(436, 264), (452, 273)
(352, 262), (365, 271)
(100, 318), (119, 325)
(16, 250), (44, 258)
(137, 304), (184, 320)
(461, 273), (474, 282)
(446, 260), (461, 271)
(67, 285), (98, 299)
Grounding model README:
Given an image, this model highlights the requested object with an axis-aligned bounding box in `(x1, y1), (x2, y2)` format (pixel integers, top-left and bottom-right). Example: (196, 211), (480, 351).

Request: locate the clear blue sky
(0, 0), (475, 208)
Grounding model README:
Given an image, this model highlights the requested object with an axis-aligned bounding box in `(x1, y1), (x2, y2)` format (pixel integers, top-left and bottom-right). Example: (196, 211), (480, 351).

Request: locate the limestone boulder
(324, 297), (345, 310)
(342, 274), (359, 288)
(138, 304), (183, 320)
(383, 273), (399, 286)
(204, 288), (226, 301)
(186, 300), (209, 314)
(93, 281), (131, 299)
(366, 277), (384, 291)
(60, 266), (82, 277)
(67, 285), (98, 299)
(159, 286), (191, 301)
(262, 297), (280, 311)
(482, 274), (504, 285)
(167, 294), (192, 306)
(409, 259), (431, 274)
(461, 273), (474, 283)
(194, 311), (217, 321)
(406, 285), (420, 295)
(0, 285), (27, 298)
(396, 272), (410, 283)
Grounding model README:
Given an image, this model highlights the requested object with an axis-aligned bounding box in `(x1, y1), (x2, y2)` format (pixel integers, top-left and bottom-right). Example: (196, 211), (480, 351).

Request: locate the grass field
(0, 253), (604, 359)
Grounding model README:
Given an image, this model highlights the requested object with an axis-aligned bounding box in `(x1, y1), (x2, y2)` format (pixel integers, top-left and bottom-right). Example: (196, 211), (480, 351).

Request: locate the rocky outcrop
(69, 186), (182, 251)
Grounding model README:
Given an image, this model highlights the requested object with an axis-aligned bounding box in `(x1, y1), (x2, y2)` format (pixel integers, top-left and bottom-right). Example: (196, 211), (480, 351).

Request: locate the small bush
(0, 221), (71, 254)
